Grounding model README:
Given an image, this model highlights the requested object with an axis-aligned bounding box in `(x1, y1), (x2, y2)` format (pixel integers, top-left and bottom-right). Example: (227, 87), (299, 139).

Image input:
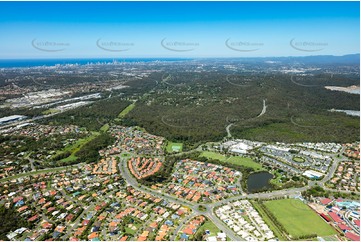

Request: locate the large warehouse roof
(0, 115), (26, 123)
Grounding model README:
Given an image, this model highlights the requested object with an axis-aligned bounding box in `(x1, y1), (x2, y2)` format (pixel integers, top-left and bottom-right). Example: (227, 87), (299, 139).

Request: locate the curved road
(226, 123), (234, 138)
(226, 99), (267, 138)
(256, 99), (267, 118)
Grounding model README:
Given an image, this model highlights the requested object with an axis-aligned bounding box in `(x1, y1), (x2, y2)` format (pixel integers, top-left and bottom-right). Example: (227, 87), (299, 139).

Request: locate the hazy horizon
(0, 53), (360, 60)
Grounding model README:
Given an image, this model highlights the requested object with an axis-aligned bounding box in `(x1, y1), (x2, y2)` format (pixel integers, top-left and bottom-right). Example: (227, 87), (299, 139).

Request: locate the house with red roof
(17, 205), (28, 213)
(49, 190), (57, 196)
(354, 220), (360, 227)
(39, 198), (46, 204)
(203, 191), (210, 196)
(82, 219), (90, 226)
(338, 223), (352, 231)
(28, 214), (39, 222)
(65, 214), (74, 222)
(13, 196), (23, 203)
(328, 211), (343, 223)
(120, 236), (128, 241)
(320, 198), (333, 205)
(345, 232), (360, 241)
(149, 221), (158, 231)
(183, 225), (196, 235)
(88, 232), (99, 240)
(42, 222), (53, 229)
(47, 207), (56, 213)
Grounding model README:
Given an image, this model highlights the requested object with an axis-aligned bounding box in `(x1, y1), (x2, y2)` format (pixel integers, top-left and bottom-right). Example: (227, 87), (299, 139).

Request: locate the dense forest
(8, 67), (358, 147)
(75, 133), (115, 163)
(302, 185), (359, 200)
(41, 96), (131, 131)
(123, 72), (359, 144)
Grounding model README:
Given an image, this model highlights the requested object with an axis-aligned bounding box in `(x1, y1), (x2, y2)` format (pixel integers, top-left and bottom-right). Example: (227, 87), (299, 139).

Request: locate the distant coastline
(0, 58), (191, 68)
(0, 54), (359, 68)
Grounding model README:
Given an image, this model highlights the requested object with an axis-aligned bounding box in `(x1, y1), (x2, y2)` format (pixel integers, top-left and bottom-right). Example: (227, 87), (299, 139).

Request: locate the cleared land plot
(197, 219), (230, 240)
(201, 220), (221, 237)
(200, 151), (263, 170)
(42, 109), (59, 115)
(51, 131), (100, 163)
(269, 171), (284, 187)
(166, 142), (183, 152)
(264, 199), (337, 238)
(293, 156), (305, 163)
(125, 223), (141, 236)
(118, 103), (136, 118)
(100, 123), (110, 132)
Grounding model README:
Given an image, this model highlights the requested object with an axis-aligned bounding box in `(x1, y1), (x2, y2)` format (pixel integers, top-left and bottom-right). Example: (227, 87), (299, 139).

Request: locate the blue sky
(0, 1), (359, 59)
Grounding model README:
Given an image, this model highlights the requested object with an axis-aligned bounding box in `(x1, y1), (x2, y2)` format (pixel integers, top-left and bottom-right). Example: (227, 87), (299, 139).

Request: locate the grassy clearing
(250, 200), (287, 241)
(166, 142), (183, 152)
(200, 151), (225, 160)
(52, 132), (100, 163)
(269, 171), (284, 187)
(125, 223), (141, 236)
(199, 220), (221, 237)
(226, 156), (263, 170)
(200, 151), (263, 171)
(293, 156), (305, 163)
(100, 123), (110, 132)
(125, 227), (135, 236)
(264, 199), (337, 238)
(57, 132), (100, 154)
(58, 155), (77, 163)
(118, 103), (135, 118)
(42, 109), (59, 115)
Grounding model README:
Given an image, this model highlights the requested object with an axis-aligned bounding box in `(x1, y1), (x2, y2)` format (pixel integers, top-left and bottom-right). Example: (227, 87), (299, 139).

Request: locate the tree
(0, 204), (30, 240)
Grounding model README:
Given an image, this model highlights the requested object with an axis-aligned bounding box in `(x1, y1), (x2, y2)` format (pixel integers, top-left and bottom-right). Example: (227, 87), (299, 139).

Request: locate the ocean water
(0, 58), (190, 68)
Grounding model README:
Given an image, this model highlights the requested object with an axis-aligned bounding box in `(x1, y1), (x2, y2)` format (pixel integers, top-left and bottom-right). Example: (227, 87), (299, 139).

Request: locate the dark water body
(247, 171), (273, 193)
(0, 58), (191, 68)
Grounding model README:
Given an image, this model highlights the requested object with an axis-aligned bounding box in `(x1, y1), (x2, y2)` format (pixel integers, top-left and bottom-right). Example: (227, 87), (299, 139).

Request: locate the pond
(247, 171), (273, 193)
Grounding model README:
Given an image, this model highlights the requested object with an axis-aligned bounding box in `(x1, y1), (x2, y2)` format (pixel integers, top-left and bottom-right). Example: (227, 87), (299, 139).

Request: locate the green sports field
(200, 151), (263, 170)
(292, 156), (305, 163)
(166, 142), (183, 152)
(264, 199), (337, 238)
